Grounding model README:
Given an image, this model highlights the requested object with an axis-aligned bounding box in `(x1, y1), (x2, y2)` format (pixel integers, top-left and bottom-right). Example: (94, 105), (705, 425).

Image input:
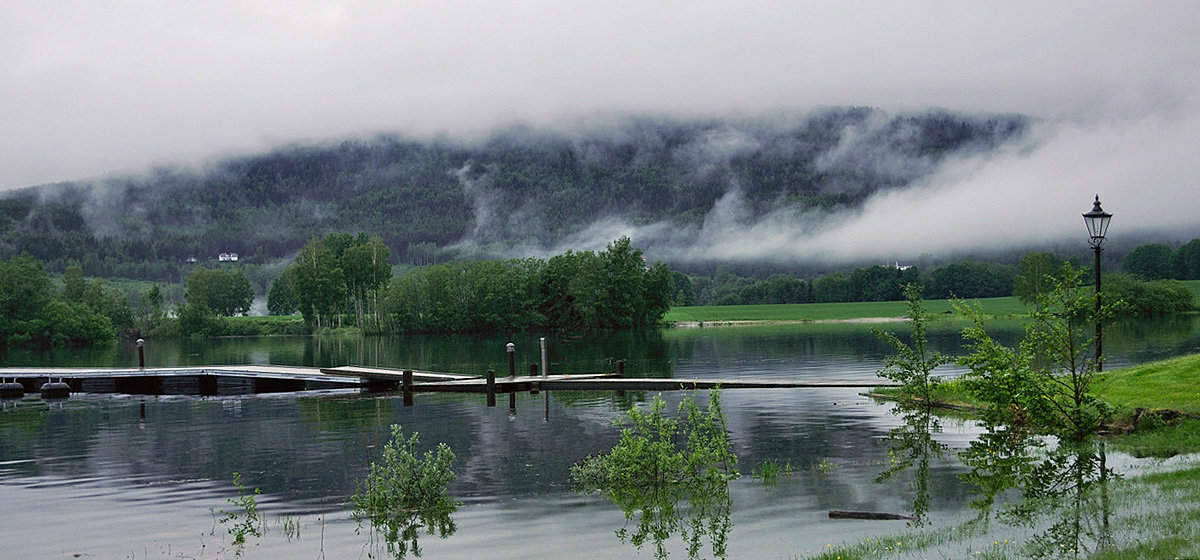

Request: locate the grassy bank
(1094, 353), (1200, 415)
(812, 352), (1200, 560)
(664, 296), (1028, 324)
(873, 352), (1200, 452)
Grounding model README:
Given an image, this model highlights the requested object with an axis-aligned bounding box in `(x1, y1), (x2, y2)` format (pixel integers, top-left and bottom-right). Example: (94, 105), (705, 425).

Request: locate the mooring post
(540, 337), (548, 379)
(486, 369), (496, 407)
(506, 342), (516, 379)
(137, 338), (145, 369)
(402, 370), (414, 407)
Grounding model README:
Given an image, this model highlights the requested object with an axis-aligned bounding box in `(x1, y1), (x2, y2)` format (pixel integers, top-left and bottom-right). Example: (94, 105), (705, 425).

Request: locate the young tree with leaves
(872, 283), (950, 403)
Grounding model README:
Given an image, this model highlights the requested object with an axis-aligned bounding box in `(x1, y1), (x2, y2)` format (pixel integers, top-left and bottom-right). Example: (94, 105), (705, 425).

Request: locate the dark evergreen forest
(0, 109), (1028, 281)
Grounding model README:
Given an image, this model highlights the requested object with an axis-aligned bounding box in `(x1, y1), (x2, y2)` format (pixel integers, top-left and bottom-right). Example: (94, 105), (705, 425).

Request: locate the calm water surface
(2, 316), (1198, 559)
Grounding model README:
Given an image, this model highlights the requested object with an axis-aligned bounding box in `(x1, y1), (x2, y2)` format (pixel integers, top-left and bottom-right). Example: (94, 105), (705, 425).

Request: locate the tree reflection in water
(876, 404), (946, 527)
(879, 406), (1116, 559)
(361, 500), (457, 560)
(572, 391), (738, 559)
(1001, 441), (1115, 559)
(957, 421), (1115, 559)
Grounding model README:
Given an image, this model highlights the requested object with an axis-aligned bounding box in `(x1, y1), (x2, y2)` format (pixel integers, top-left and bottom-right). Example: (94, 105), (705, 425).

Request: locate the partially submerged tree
(572, 390), (738, 559)
(959, 264), (1124, 441)
(872, 283), (950, 403)
(352, 424), (457, 560)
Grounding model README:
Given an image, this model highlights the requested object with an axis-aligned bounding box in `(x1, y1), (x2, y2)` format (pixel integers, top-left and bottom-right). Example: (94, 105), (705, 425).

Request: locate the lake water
(2, 316), (1198, 559)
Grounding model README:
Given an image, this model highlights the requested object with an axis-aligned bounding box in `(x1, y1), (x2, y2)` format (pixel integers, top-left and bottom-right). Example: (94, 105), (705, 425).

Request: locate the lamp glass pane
(1097, 215), (1111, 239)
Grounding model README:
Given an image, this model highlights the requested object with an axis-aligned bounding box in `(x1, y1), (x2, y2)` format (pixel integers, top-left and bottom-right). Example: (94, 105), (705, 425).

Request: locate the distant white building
(218, 252), (240, 262)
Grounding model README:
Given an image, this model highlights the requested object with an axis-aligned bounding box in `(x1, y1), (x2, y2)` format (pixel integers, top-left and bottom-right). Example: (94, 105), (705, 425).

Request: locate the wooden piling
(486, 369), (496, 407)
(402, 370), (414, 407)
(528, 364), (539, 394)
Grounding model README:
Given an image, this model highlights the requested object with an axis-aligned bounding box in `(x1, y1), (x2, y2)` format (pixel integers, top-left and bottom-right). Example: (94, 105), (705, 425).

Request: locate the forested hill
(0, 108), (1028, 280)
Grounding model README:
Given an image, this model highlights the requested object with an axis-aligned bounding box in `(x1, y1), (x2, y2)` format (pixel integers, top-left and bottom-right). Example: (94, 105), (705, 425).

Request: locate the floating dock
(0, 364), (896, 399)
(0, 365), (369, 396)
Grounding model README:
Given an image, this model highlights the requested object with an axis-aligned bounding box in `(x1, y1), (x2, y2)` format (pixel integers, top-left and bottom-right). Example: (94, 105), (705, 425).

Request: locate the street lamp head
(1082, 194), (1112, 248)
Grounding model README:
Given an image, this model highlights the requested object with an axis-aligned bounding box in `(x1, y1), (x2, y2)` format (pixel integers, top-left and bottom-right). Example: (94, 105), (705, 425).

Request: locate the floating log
(828, 510), (915, 521)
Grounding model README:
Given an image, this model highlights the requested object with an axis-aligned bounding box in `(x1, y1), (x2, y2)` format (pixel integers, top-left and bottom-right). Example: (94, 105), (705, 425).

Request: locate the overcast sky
(3, 1), (1199, 255)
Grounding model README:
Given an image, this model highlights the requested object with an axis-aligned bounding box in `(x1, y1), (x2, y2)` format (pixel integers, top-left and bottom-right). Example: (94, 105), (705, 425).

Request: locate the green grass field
(1094, 352), (1200, 414)
(664, 296), (1029, 324)
(876, 352), (1200, 417)
(666, 280), (1200, 325)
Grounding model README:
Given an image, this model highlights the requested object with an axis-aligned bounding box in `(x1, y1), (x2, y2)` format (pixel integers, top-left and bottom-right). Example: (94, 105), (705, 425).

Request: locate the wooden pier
(0, 365), (371, 396)
(0, 363), (896, 399)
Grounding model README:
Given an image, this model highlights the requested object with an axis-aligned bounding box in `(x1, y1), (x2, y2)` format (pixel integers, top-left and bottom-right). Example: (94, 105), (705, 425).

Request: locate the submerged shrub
(351, 424), (458, 559)
(572, 390), (739, 559)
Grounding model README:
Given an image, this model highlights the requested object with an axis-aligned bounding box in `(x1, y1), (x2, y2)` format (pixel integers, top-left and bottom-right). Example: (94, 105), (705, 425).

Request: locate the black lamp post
(1082, 195), (1112, 371)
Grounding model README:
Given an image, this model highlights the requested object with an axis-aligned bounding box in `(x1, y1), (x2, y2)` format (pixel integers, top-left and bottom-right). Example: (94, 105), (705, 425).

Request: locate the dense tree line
(271, 237), (672, 333)
(0, 110), (1028, 280)
(0, 257), (140, 347)
(1122, 239), (1200, 280)
(684, 261), (1010, 306)
(681, 250), (1193, 316)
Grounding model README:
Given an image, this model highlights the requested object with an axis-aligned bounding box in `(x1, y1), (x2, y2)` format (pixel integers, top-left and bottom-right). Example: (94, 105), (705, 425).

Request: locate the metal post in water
(137, 338), (145, 369)
(486, 369), (496, 407)
(540, 337), (548, 379)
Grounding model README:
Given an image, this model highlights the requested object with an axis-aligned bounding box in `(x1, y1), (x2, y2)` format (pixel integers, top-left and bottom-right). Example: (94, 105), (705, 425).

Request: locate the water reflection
(875, 405), (946, 526)
(958, 423), (1043, 513)
(573, 392), (737, 559)
(591, 469), (733, 560)
(999, 441), (1115, 559)
(359, 496), (457, 560)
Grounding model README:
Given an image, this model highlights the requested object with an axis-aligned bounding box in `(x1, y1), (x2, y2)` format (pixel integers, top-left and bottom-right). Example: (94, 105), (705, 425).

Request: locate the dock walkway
(0, 364), (895, 398)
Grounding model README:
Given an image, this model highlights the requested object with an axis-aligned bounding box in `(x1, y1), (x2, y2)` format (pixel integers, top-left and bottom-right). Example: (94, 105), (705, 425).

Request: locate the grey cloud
(2, 1), (1198, 263)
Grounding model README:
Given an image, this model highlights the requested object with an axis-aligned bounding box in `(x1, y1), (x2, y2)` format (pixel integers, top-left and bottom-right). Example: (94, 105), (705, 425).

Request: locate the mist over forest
(0, 108), (1029, 280)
